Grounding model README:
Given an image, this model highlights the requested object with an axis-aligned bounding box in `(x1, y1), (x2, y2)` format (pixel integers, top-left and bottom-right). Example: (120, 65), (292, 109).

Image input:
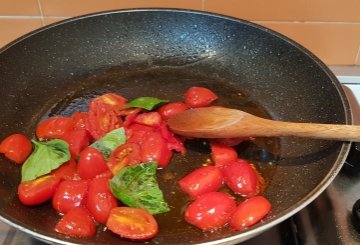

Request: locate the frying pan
(0, 9), (351, 244)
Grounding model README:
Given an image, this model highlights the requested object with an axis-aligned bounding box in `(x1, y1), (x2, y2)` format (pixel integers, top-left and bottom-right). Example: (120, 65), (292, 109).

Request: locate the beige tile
(205, 0), (360, 21)
(39, 0), (203, 17)
(254, 21), (360, 65)
(0, 0), (40, 16)
(43, 17), (69, 26)
(0, 18), (43, 48)
(356, 47), (360, 65)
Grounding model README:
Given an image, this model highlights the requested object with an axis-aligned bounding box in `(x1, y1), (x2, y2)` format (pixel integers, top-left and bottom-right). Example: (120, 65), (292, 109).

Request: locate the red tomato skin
(133, 112), (162, 127)
(157, 102), (188, 120)
(0, 133), (32, 163)
(106, 207), (158, 240)
(52, 179), (88, 214)
(178, 166), (224, 198)
(159, 122), (185, 154)
(77, 147), (109, 180)
(71, 112), (89, 130)
(125, 123), (154, 145)
(18, 175), (61, 206)
(184, 192), (237, 231)
(52, 159), (79, 180)
(61, 129), (91, 158)
(210, 143), (238, 168)
(87, 177), (118, 224)
(230, 196), (271, 231)
(222, 159), (261, 197)
(141, 131), (173, 168)
(36, 117), (74, 140)
(184, 87), (218, 108)
(55, 206), (96, 237)
(107, 143), (141, 175)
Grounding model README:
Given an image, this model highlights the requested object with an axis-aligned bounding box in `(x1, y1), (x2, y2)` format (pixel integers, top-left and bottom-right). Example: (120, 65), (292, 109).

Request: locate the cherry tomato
(71, 111), (89, 130)
(184, 192), (237, 231)
(157, 102), (188, 120)
(55, 206), (96, 237)
(52, 159), (78, 180)
(36, 117), (74, 140)
(210, 143), (238, 168)
(87, 177), (118, 224)
(52, 179), (88, 214)
(159, 122), (185, 154)
(184, 87), (218, 108)
(106, 207), (158, 240)
(61, 129), (91, 158)
(107, 143), (141, 175)
(230, 196), (271, 230)
(141, 131), (172, 168)
(133, 112), (162, 127)
(125, 123), (154, 145)
(93, 93), (127, 112)
(77, 147), (109, 180)
(86, 99), (122, 140)
(178, 166), (223, 198)
(222, 159), (261, 197)
(18, 175), (60, 206)
(0, 133), (32, 163)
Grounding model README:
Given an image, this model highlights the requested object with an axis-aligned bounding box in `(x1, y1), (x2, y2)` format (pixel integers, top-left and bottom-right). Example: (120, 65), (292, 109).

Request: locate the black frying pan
(0, 9), (351, 244)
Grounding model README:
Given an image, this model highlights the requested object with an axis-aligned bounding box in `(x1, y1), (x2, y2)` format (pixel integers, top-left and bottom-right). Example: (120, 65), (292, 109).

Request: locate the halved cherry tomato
(87, 177), (118, 224)
(157, 102), (188, 121)
(107, 143), (141, 175)
(178, 166), (223, 198)
(61, 129), (91, 158)
(86, 99), (122, 140)
(55, 206), (96, 237)
(184, 192), (237, 231)
(141, 131), (172, 168)
(222, 159), (261, 197)
(18, 175), (60, 206)
(210, 143), (238, 168)
(52, 159), (78, 180)
(77, 147), (109, 179)
(93, 93), (127, 112)
(106, 207), (158, 240)
(71, 111), (89, 130)
(230, 196), (271, 230)
(52, 179), (88, 214)
(0, 133), (32, 163)
(36, 117), (74, 140)
(184, 87), (218, 108)
(133, 112), (162, 127)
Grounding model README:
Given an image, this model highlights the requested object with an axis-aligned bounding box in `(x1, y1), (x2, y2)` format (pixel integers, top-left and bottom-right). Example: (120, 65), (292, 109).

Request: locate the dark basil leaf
(109, 162), (170, 215)
(21, 139), (70, 182)
(126, 97), (169, 110)
(90, 127), (126, 159)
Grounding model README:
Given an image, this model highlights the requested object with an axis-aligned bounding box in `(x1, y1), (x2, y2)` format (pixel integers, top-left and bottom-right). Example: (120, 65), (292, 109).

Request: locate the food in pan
(0, 86), (271, 240)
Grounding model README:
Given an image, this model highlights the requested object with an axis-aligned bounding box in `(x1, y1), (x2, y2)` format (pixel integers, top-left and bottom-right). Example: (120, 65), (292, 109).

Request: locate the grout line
(355, 46), (360, 65)
(36, 0), (45, 26)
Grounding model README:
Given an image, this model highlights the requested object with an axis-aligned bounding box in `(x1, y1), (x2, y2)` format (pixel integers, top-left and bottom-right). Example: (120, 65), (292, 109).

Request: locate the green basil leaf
(90, 127), (126, 159)
(21, 139), (70, 182)
(126, 97), (169, 110)
(109, 162), (170, 215)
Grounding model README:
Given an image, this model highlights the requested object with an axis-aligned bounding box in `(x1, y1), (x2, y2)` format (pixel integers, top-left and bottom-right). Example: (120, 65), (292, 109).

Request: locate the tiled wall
(1, 0), (360, 65)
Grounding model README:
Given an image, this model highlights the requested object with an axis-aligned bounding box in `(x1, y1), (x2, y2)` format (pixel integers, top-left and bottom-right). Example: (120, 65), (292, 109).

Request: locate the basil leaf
(21, 139), (70, 182)
(126, 97), (169, 110)
(90, 127), (126, 159)
(109, 162), (170, 215)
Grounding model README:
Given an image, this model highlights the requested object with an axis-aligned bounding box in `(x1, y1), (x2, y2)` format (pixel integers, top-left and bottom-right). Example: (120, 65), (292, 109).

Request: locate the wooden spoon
(167, 107), (360, 141)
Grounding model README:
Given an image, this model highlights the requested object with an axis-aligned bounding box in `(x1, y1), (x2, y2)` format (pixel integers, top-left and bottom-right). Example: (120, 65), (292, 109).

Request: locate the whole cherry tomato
(55, 206), (96, 237)
(61, 129), (91, 158)
(36, 117), (74, 140)
(52, 179), (88, 214)
(230, 196), (271, 230)
(178, 166), (224, 198)
(222, 159), (261, 197)
(77, 147), (109, 179)
(157, 102), (188, 120)
(0, 133), (32, 163)
(141, 131), (172, 168)
(184, 192), (237, 231)
(106, 207), (158, 240)
(184, 87), (218, 108)
(18, 175), (60, 206)
(87, 177), (118, 224)
(210, 143), (238, 168)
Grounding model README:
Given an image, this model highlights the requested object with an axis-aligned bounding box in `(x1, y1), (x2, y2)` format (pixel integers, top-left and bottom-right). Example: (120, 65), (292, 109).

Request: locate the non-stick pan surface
(0, 9), (351, 244)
